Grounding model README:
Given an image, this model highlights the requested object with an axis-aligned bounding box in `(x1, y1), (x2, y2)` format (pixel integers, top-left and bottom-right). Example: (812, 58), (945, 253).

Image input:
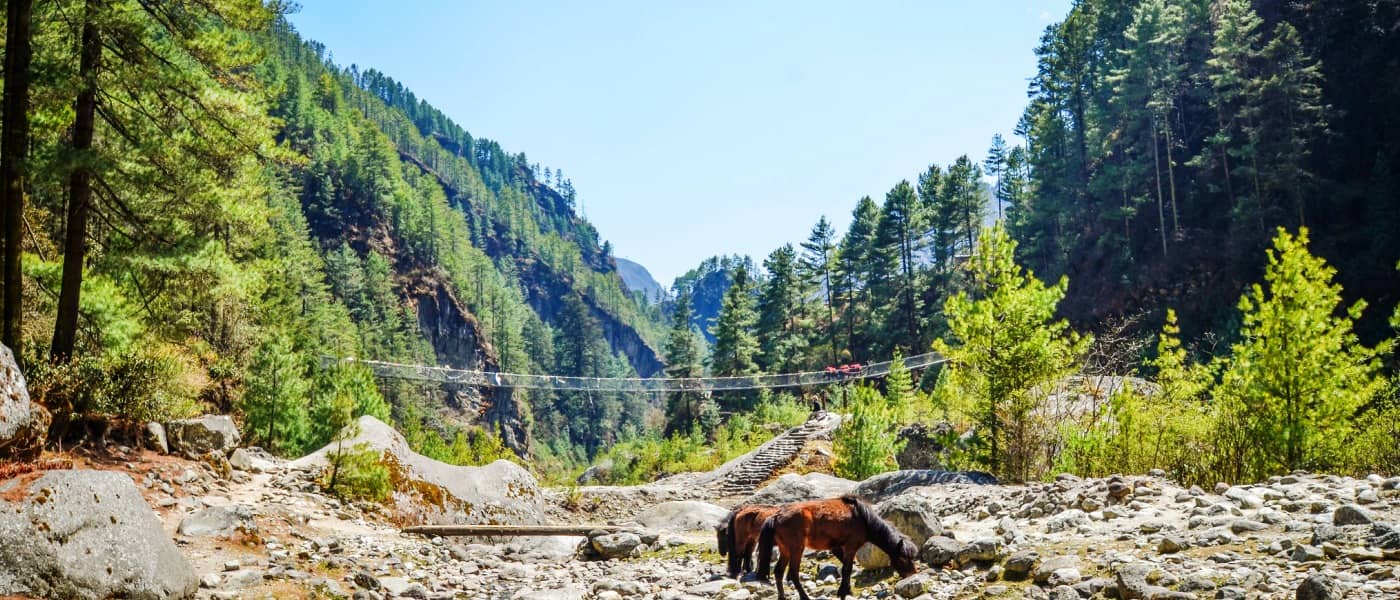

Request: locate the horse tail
(724, 509), (742, 577)
(755, 515), (778, 581)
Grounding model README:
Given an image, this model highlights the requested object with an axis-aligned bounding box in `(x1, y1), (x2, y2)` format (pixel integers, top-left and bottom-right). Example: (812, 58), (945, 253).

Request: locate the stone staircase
(717, 411), (840, 495)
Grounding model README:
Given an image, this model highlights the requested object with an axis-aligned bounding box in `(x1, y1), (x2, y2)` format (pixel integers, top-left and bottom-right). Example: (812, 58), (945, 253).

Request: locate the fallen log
(401, 524), (634, 537)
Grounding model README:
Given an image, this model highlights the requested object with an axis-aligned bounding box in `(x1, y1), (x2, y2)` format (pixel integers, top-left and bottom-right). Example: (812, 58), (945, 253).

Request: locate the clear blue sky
(288, 1), (1072, 286)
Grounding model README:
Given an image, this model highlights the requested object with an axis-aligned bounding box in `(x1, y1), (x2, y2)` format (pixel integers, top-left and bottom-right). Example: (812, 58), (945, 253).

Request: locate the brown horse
(717, 504), (781, 577)
(756, 495), (918, 600)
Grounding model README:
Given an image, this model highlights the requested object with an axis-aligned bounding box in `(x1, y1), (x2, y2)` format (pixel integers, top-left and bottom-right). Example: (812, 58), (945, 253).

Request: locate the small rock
(1333, 504), (1374, 526)
(1295, 573), (1343, 600)
(1158, 534), (1189, 554)
(1047, 568), (1082, 587)
(920, 536), (962, 567)
(1003, 550), (1039, 578)
(590, 532), (642, 559)
(1291, 545), (1326, 562)
(894, 573), (933, 598)
(955, 536), (1002, 564)
(1034, 556), (1080, 585)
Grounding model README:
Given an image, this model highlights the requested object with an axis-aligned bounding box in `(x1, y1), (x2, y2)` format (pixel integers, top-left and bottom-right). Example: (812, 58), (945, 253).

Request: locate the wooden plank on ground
(401, 524), (633, 537)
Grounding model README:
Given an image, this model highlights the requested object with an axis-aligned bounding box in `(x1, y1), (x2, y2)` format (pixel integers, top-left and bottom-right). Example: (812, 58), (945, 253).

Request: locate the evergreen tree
(837, 197), (880, 361)
(800, 216), (839, 366)
(240, 333), (311, 455)
(663, 289), (706, 435)
(710, 263), (759, 409)
(1, 0), (34, 356)
(933, 224), (1088, 481)
(872, 180), (925, 353)
(1216, 228), (1389, 478)
(985, 134), (1009, 220)
(755, 244), (807, 372)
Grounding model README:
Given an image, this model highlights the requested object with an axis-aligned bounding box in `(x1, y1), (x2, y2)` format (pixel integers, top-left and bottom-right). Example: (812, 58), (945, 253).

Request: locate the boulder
(1295, 573), (1343, 600)
(0, 470), (198, 598)
(893, 572), (933, 598)
(1033, 555), (1081, 585)
(291, 416), (544, 526)
(742, 472), (857, 506)
(1333, 504), (1374, 526)
(954, 536), (1002, 564)
(921, 535), (962, 568)
(177, 505), (257, 538)
(1115, 562), (1161, 600)
(144, 422), (168, 454)
(164, 415), (241, 457)
(852, 469), (998, 502)
(576, 461), (612, 485)
(228, 447), (279, 473)
(630, 501), (728, 532)
(1002, 550), (1040, 579)
(856, 492), (945, 567)
(590, 532), (642, 559)
(0, 343), (48, 461)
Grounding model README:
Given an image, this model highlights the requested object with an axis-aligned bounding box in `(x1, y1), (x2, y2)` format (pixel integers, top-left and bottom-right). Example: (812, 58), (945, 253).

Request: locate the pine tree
(663, 289), (706, 435)
(837, 197), (880, 361)
(240, 333), (311, 456)
(756, 244), (807, 372)
(1, 0), (35, 356)
(800, 216), (839, 366)
(710, 263), (759, 409)
(872, 181), (925, 353)
(933, 223), (1088, 481)
(985, 134), (1009, 220)
(1216, 228), (1389, 478)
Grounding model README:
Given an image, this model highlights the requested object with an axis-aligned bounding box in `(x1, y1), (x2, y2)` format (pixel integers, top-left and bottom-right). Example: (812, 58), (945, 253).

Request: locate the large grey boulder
(630, 500), (728, 532)
(0, 470), (198, 599)
(0, 343), (49, 461)
(291, 416), (544, 526)
(164, 415), (241, 457)
(741, 472), (857, 505)
(852, 469), (997, 502)
(857, 492), (946, 567)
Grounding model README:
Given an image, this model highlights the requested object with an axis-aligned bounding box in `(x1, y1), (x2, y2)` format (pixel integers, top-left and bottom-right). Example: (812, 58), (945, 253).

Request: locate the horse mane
(842, 495), (916, 560)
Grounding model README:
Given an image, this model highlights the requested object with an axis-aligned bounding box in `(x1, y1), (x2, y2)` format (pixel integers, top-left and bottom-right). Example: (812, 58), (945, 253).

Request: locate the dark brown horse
(717, 504), (781, 577)
(756, 495), (918, 600)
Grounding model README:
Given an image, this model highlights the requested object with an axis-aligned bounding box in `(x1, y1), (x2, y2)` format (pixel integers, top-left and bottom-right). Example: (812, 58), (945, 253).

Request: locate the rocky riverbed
(2, 423), (1398, 599)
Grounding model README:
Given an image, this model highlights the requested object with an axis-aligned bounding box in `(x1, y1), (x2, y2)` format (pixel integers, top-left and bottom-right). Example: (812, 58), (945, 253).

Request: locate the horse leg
(741, 539), (754, 574)
(774, 553), (788, 600)
(787, 552), (811, 600)
(836, 554), (855, 599)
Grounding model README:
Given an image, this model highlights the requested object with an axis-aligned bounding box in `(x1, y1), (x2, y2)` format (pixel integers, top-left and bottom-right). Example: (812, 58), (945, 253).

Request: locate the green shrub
(323, 442), (392, 504)
(832, 385), (904, 480)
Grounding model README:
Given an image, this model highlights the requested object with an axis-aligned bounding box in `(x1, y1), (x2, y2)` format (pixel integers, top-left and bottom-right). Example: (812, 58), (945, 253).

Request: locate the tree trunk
(1152, 113), (1168, 257)
(1, 0), (35, 358)
(1164, 107), (1180, 237)
(51, 0), (102, 362)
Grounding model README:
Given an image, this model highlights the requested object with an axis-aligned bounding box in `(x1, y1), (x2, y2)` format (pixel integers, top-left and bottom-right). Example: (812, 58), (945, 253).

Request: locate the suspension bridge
(322, 351), (946, 392)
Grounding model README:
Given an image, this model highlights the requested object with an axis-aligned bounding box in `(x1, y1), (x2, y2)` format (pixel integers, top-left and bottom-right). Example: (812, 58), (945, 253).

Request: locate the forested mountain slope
(2, 1), (666, 469)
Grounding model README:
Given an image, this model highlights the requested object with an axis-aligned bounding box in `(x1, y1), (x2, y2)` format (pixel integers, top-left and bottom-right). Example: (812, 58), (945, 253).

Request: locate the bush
(28, 346), (199, 427)
(323, 442), (392, 504)
(832, 385), (903, 480)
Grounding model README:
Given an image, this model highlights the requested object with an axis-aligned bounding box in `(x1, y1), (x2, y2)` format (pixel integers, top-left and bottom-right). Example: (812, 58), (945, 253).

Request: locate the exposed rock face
(291, 415), (544, 526)
(894, 421), (952, 470)
(629, 501), (728, 533)
(0, 470), (197, 599)
(164, 415), (241, 458)
(740, 472), (856, 506)
(0, 343), (49, 461)
(852, 469), (998, 501)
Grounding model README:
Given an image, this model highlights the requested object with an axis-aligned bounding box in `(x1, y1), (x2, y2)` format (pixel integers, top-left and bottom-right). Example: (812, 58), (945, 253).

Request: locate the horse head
(891, 536), (919, 577)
